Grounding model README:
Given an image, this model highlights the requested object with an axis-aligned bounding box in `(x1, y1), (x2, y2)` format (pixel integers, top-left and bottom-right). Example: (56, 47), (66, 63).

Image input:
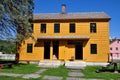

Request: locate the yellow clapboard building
(18, 4), (111, 63)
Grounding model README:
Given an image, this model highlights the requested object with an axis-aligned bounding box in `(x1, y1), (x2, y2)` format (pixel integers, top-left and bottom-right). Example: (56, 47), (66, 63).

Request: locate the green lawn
(0, 63), (41, 74)
(41, 66), (69, 80)
(0, 76), (41, 80)
(0, 63), (120, 80)
(82, 66), (120, 79)
(0, 76), (23, 80)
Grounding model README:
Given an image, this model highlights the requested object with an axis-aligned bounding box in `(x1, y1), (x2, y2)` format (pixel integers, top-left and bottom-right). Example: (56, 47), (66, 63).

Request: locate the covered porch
(37, 35), (90, 61)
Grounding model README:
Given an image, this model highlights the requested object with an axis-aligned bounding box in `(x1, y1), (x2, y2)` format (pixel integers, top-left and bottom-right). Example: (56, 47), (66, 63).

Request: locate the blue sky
(34, 0), (120, 38)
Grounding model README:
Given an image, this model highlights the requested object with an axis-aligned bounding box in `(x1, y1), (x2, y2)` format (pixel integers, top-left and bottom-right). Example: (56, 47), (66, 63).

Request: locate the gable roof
(33, 12), (111, 21)
(110, 39), (120, 44)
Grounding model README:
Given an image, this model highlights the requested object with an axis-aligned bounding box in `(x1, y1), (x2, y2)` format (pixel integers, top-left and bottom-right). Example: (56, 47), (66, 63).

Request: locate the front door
(44, 41), (50, 59)
(75, 45), (83, 60)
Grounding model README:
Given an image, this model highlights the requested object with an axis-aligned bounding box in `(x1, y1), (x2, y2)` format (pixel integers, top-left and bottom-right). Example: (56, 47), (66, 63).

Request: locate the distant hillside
(0, 39), (16, 54)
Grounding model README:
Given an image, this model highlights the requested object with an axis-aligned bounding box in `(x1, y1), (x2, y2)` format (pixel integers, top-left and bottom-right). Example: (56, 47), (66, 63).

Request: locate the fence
(0, 54), (15, 60)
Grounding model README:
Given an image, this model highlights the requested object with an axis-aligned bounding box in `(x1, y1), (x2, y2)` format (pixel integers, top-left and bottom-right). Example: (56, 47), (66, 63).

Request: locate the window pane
(117, 41), (119, 43)
(90, 23), (96, 33)
(91, 44), (97, 54)
(41, 24), (46, 33)
(70, 23), (75, 33)
(27, 44), (33, 53)
(110, 47), (112, 50)
(54, 24), (60, 33)
(116, 47), (118, 50)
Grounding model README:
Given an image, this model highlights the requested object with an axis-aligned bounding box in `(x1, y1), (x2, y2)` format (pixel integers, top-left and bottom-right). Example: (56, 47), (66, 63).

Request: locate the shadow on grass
(96, 68), (120, 73)
(83, 66), (120, 79)
(95, 63), (120, 73)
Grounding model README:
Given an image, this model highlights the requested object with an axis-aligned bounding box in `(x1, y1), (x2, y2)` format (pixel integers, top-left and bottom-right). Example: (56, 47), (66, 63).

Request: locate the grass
(0, 63), (120, 80)
(41, 66), (69, 80)
(0, 63), (41, 74)
(82, 66), (120, 79)
(0, 76), (24, 80)
(0, 76), (42, 80)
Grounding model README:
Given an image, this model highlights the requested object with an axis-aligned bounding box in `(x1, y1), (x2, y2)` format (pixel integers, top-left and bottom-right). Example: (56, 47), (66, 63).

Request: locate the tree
(0, 0), (34, 62)
(0, 39), (16, 53)
(0, 0), (34, 42)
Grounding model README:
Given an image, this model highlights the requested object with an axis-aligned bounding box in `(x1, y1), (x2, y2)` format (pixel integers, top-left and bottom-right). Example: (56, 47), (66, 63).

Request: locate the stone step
(38, 60), (64, 68)
(68, 72), (84, 77)
(43, 75), (63, 80)
(65, 61), (86, 70)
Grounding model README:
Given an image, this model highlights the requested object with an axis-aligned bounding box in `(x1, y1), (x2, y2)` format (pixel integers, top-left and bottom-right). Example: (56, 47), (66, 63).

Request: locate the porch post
(50, 41), (53, 60)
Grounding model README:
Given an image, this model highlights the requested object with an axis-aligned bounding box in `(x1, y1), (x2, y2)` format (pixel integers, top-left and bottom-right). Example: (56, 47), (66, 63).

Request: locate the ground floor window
(91, 44), (97, 54)
(27, 43), (33, 53)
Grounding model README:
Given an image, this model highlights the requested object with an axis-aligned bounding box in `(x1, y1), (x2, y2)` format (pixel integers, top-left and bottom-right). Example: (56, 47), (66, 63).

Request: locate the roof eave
(31, 18), (111, 23)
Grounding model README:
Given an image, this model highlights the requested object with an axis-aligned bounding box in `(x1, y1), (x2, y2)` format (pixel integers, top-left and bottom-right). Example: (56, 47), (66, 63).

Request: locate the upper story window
(90, 23), (96, 33)
(54, 23), (60, 33)
(110, 47), (112, 50)
(70, 23), (75, 33)
(117, 40), (120, 43)
(91, 44), (97, 54)
(41, 24), (46, 33)
(116, 47), (118, 50)
(27, 43), (33, 53)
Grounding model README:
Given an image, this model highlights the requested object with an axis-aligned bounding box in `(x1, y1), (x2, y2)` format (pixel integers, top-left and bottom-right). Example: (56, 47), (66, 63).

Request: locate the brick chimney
(61, 4), (66, 14)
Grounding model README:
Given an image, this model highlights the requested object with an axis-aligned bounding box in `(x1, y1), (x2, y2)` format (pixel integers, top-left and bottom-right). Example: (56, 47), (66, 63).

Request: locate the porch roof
(37, 36), (90, 40)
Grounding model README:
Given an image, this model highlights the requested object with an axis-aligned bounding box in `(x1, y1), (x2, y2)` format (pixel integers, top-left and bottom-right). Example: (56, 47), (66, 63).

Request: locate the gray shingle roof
(33, 12), (111, 20)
